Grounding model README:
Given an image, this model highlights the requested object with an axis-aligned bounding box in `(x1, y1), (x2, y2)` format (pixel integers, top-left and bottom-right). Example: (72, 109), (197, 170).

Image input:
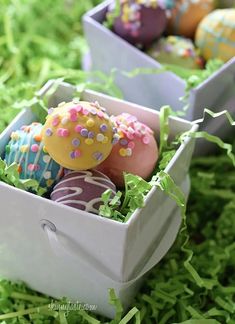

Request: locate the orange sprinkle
(34, 134), (42, 142)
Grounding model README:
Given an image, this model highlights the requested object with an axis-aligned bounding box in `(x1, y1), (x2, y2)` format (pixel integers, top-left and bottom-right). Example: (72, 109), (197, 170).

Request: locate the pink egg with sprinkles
(96, 113), (159, 188)
(51, 170), (116, 215)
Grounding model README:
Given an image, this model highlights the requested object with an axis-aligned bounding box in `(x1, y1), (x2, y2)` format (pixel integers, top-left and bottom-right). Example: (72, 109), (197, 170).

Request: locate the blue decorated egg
(5, 122), (63, 189)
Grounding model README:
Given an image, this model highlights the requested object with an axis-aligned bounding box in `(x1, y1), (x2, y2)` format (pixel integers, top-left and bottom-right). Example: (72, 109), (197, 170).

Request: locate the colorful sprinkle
(93, 151), (103, 161)
(61, 117), (69, 125)
(86, 119), (95, 128)
(88, 131), (95, 138)
(90, 108), (97, 115)
(48, 108), (54, 115)
(34, 134), (42, 142)
(11, 132), (20, 140)
(82, 109), (89, 116)
(72, 138), (80, 147)
(44, 171), (52, 179)
(75, 125), (82, 133)
(74, 149), (81, 157)
(70, 149), (82, 159)
(28, 164), (40, 171)
(127, 132), (134, 140)
(70, 112), (78, 122)
(70, 151), (76, 159)
(31, 144), (39, 153)
(100, 124), (108, 132)
(112, 135), (119, 145)
(20, 145), (29, 153)
(96, 133), (105, 142)
(43, 155), (51, 163)
(80, 128), (88, 137)
(69, 108), (78, 115)
(27, 164), (35, 172)
(57, 128), (70, 137)
(52, 116), (60, 127)
(18, 165), (22, 174)
(120, 124), (128, 131)
(45, 128), (53, 136)
(103, 114), (109, 120)
(126, 115), (137, 123)
(85, 138), (94, 145)
(43, 146), (48, 153)
(119, 148), (127, 157)
(128, 141), (135, 149)
(75, 105), (82, 112)
(126, 148), (132, 156)
(97, 111), (104, 118)
(143, 136), (150, 144)
(102, 136), (108, 144)
(120, 138), (128, 146)
(34, 164), (40, 171)
(94, 101), (101, 109)
(128, 126), (135, 134)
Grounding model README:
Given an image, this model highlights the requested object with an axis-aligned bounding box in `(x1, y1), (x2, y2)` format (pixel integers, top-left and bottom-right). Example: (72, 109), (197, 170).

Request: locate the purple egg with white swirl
(50, 170), (116, 214)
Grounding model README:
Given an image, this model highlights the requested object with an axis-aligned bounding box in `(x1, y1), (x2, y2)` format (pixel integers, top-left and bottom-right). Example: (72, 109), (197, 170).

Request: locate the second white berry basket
(0, 80), (198, 318)
(83, 0), (235, 155)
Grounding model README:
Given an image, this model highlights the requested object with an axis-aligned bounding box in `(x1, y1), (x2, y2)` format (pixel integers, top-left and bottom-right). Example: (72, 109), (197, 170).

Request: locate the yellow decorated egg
(195, 9), (235, 62)
(42, 100), (119, 170)
(167, 0), (214, 39)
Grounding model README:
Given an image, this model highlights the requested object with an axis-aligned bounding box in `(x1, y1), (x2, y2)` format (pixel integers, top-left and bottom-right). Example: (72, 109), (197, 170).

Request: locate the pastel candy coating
(148, 36), (204, 69)
(109, 0), (167, 48)
(167, 0), (214, 39)
(195, 9), (235, 62)
(4, 122), (63, 189)
(51, 170), (116, 215)
(96, 113), (159, 188)
(42, 101), (117, 171)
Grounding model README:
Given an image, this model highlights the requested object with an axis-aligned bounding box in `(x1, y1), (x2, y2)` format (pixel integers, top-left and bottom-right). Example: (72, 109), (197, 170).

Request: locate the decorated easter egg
(42, 100), (119, 171)
(96, 113), (159, 187)
(195, 9), (235, 62)
(109, 0), (167, 48)
(4, 122), (63, 189)
(167, 0), (214, 39)
(148, 35), (204, 69)
(51, 170), (116, 214)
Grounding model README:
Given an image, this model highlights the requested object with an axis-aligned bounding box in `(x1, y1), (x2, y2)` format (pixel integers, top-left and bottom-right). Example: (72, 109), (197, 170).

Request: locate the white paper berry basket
(0, 80), (198, 318)
(82, 0), (235, 154)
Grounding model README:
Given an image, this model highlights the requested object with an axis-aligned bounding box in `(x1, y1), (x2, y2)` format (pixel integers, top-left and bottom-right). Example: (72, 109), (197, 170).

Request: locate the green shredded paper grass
(0, 1), (235, 323)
